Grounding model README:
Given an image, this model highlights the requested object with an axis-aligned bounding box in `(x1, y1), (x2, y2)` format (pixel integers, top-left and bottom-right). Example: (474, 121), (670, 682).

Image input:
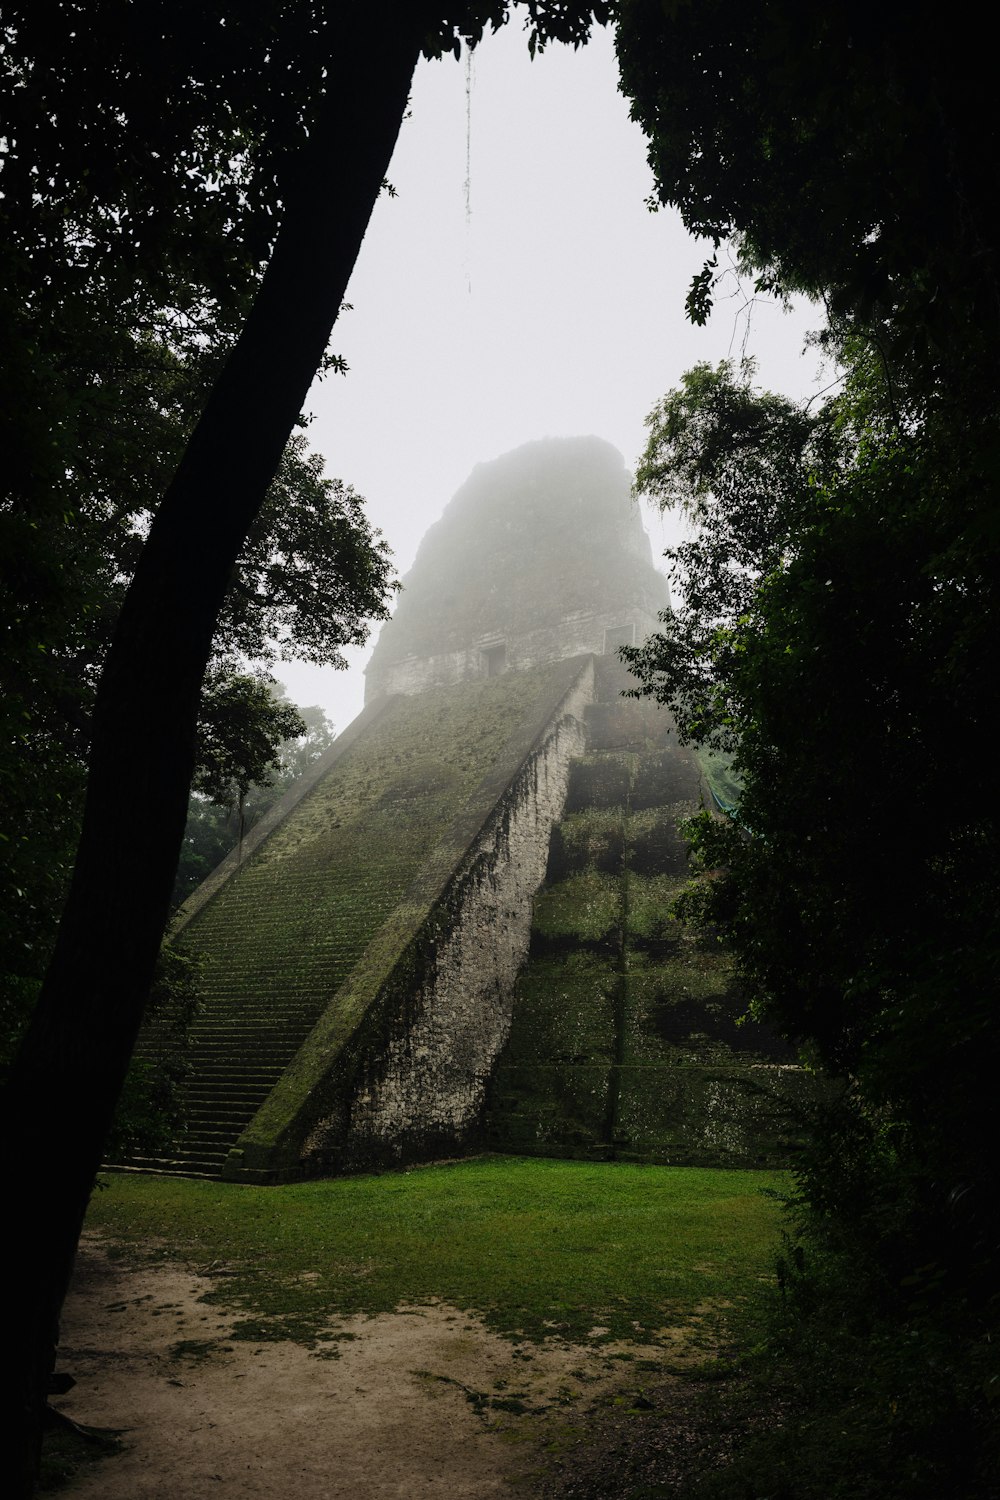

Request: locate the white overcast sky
(278, 23), (829, 730)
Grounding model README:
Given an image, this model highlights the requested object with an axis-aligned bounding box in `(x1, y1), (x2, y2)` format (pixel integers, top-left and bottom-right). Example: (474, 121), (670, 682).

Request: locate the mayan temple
(126, 436), (809, 1182)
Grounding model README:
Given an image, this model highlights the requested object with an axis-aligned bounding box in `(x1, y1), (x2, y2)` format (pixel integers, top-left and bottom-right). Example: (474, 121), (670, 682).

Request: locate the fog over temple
(121, 438), (808, 1183)
(365, 436), (669, 699)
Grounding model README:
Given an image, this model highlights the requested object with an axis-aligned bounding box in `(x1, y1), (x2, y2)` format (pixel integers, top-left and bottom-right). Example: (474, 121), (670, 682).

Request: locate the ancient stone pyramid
(124, 438), (807, 1182)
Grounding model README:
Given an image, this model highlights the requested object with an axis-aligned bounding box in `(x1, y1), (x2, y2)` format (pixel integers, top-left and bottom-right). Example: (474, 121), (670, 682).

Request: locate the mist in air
(278, 25), (824, 731)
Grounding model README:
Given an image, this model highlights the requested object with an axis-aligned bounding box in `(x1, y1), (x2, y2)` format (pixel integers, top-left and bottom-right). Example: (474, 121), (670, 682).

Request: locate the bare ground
(51, 1232), (705, 1498)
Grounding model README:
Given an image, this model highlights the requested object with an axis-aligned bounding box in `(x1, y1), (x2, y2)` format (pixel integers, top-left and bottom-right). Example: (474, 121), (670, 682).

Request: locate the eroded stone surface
(338, 677), (591, 1161)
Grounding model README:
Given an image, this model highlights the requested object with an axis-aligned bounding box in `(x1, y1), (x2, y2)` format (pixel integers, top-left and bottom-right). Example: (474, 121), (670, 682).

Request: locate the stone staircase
(113, 866), (412, 1177)
(123, 1005), (322, 1178)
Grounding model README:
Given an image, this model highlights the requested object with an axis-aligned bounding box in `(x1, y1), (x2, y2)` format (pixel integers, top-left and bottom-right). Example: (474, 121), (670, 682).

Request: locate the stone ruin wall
(365, 606), (659, 700)
(302, 665), (593, 1169)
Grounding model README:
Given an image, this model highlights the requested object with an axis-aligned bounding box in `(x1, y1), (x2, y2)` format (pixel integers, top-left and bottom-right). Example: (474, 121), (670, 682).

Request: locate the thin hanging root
(464, 44), (474, 294)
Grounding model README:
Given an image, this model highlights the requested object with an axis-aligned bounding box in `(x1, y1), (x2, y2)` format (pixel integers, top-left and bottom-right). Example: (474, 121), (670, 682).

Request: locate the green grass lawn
(87, 1155), (788, 1349)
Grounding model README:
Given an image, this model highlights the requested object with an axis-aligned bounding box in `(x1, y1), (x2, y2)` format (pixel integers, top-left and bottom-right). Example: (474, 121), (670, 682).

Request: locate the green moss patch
(532, 871), (623, 944)
(488, 1062), (612, 1150)
(627, 873), (689, 942)
(550, 808), (626, 876)
(626, 806), (695, 877)
(564, 754), (636, 813)
(500, 952), (617, 1066)
(615, 1067), (811, 1167)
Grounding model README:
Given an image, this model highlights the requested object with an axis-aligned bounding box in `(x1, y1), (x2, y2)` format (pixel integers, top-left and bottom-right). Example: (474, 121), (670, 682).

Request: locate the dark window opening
(482, 643), (507, 678)
(603, 624), (635, 654)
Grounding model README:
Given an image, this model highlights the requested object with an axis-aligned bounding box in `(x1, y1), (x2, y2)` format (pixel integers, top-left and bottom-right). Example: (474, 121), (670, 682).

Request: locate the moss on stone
(488, 1061), (611, 1151)
(626, 805), (696, 877)
(502, 952), (617, 1067)
(488, 665), (816, 1168)
(531, 870), (622, 945)
(626, 872), (689, 941)
(550, 808), (625, 877)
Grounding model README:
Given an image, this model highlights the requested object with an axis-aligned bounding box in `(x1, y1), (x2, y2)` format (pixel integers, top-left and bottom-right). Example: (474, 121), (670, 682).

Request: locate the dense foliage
(0, 2), (402, 1164)
(0, 349), (393, 1059)
(617, 1), (1000, 1491)
(616, 0), (1000, 373)
(629, 352), (998, 1253)
(175, 692), (337, 906)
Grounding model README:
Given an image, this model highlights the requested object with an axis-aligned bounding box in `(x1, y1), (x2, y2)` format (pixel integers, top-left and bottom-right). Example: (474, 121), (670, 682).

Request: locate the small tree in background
(174, 686), (337, 905)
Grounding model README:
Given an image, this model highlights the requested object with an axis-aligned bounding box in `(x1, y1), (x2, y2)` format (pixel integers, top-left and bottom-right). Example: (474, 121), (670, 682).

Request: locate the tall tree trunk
(0, 16), (424, 1491)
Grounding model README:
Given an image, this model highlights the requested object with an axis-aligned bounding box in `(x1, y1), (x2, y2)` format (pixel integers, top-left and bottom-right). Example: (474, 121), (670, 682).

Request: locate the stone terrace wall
(368, 606), (659, 700)
(486, 658), (813, 1168)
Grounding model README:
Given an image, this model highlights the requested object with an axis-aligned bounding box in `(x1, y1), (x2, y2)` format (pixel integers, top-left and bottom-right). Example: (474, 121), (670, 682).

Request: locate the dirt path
(52, 1232), (688, 1498)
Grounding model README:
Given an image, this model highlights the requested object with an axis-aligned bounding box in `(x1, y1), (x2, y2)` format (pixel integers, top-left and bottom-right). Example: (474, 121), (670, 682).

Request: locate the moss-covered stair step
(187, 1026), (317, 1043)
(186, 1062), (300, 1078)
(182, 1110), (269, 1128)
(182, 1092), (288, 1114)
(186, 1045), (303, 1064)
(189, 1024), (310, 1042)
(185, 1094), (268, 1114)
(184, 1084), (271, 1101)
(123, 1152), (229, 1178)
(184, 1062), (290, 1078)
(192, 1043), (303, 1060)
